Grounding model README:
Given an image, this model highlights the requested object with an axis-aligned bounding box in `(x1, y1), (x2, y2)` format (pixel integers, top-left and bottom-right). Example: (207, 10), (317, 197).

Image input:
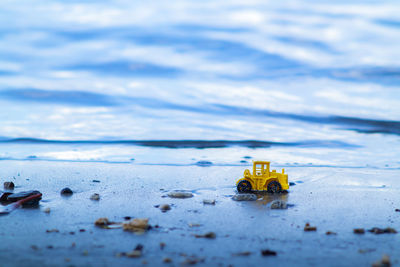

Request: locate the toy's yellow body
(236, 161), (289, 193)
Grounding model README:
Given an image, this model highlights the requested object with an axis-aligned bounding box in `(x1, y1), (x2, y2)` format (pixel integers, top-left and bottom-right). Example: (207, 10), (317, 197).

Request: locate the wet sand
(0, 161), (399, 266)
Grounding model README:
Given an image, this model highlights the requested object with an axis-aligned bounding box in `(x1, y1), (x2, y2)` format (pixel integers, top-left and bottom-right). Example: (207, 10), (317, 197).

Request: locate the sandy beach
(1, 161), (399, 266)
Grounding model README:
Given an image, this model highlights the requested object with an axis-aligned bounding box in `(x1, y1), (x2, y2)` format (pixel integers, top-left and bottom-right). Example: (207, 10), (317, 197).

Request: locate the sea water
(0, 0), (399, 168)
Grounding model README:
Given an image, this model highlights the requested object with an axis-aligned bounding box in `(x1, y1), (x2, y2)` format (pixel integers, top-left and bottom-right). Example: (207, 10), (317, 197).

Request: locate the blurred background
(0, 0), (399, 167)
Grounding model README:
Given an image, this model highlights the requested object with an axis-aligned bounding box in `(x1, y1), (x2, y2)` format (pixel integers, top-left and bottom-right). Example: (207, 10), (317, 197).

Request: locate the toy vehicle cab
(236, 161), (289, 193)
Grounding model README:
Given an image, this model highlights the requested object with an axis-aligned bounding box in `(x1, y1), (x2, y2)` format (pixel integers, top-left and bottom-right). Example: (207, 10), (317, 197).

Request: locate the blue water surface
(0, 0), (399, 167)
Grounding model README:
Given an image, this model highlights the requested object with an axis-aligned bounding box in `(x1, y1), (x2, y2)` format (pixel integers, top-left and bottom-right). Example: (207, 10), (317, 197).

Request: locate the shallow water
(0, 0), (399, 167)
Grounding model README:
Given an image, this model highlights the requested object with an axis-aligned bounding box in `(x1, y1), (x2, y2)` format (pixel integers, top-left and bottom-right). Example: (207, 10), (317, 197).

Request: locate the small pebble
(231, 193), (257, 201)
(163, 257), (172, 263)
(270, 200), (287, 209)
(203, 199), (216, 205)
(353, 228), (365, 234)
(124, 244), (143, 258)
(326, 231), (337, 235)
(167, 191), (193, 199)
(60, 188), (73, 196)
(368, 227), (397, 234)
(92, 180), (101, 183)
(43, 207), (51, 214)
(195, 232), (216, 239)
(7, 190), (42, 206)
(160, 242), (166, 250)
(95, 218), (111, 227)
(46, 229), (59, 233)
(304, 223), (317, 232)
(372, 254), (391, 267)
(3, 182), (14, 190)
(90, 193), (100, 201)
(261, 249), (277, 256)
(159, 204), (171, 212)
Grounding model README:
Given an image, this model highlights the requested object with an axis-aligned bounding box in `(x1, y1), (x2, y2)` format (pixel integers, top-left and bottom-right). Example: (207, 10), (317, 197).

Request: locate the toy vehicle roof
(253, 160), (270, 164)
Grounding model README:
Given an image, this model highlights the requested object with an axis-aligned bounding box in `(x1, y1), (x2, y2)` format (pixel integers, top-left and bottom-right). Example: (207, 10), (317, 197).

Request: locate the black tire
(267, 181), (282, 193)
(237, 180), (252, 193)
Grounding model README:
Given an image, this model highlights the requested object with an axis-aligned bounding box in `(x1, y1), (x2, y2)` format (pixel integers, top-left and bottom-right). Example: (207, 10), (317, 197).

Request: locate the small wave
(0, 88), (117, 106)
(0, 138), (358, 149)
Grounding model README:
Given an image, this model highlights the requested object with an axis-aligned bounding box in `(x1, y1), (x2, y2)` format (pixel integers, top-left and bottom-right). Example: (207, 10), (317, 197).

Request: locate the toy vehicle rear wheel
(237, 180), (252, 193)
(267, 181), (282, 193)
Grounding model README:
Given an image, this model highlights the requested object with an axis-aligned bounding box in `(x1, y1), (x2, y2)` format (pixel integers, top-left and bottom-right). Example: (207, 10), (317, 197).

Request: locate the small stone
(60, 188), (73, 196)
(46, 229), (59, 233)
(304, 223), (317, 232)
(125, 244), (143, 258)
(7, 190), (42, 206)
(353, 228), (365, 234)
(195, 232), (216, 239)
(188, 223), (202, 228)
(123, 218), (150, 233)
(372, 254), (391, 267)
(92, 180), (101, 183)
(395, 209), (400, 212)
(261, 249), (277, 256)
(182, 256), (204, 265)
(167, 191), (193, 199)
(163, 257), (172, 263)
(231, 193), (257, 201)
(31, 245), (39, 250)
(326, 231), (337, 235)
(368, 227), (397, 234)
(289, 182), (296, 186)
(43, 207), (51, 214)
(159, 204), (171, 212)
(3, 182), (14, 190)
(95, 218), (111, 227)
(203, 199), (216, 205)
(90, 193), (100, 201)
(270, 200), (287, 209)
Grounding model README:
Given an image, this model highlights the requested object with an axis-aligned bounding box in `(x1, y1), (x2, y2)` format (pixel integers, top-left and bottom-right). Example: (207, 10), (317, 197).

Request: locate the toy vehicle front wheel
(237, 180), (252, 193)
(267, 181), (282, 193)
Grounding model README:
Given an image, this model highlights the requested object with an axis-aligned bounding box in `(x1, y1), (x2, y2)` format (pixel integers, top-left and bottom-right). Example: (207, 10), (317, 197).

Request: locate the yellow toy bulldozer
(236, 161), (289, 193)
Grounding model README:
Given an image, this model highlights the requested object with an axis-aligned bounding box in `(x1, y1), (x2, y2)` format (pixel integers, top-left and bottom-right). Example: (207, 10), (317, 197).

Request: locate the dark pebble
(135, 244), (144, 251)
(3, 182), (15, 190)
(92, 180), (101, 183)
(7, 190), (42, 206)
(353, 228), (365, 234)
(289, 182), (296, 186)
(60, 188), (73, 196)
(261, 249), (277, 256)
